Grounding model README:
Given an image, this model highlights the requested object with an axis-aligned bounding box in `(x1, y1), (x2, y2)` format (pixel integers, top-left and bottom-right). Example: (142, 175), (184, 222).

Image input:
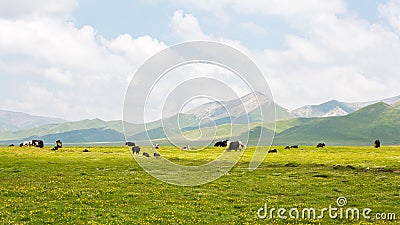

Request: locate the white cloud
(170, 0), (230, 12)
(0, 12), (166, 120)
(170, 10), (211, 41)
(167, 5), (400, 110)
(0, 17), (106, 72)
(2, 1), (400, 122)
(134, 60), (254, 122)
(379, 0), (400, 34)
(4, 82), (68, 116)
(240, 22), (267, 35)
(284, 35), (330, 64)
(0, 0), (78, 19)
(43, 68), (74, 86)
(170, 0), (231, 23)
(100, 34), (165, 67)
(170, 0), (347, 26)
(254, 18), (400, 109)
(232, 0), (347, 19)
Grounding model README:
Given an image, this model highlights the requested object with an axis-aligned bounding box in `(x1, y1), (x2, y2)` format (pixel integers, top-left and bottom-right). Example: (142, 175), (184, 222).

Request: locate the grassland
(0, 145), (399, 224)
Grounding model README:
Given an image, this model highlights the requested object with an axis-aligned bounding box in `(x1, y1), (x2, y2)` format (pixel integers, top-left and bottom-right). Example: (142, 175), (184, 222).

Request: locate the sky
(0, 0), (400, 121)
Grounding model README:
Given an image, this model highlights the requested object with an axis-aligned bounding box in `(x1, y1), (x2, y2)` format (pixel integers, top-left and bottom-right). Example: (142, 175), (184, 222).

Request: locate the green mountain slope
(274, 102), (400, 145)
(1, 99), (399, 146)
(38, 128), (125, 144)
(291, 95), (400, 118)
(0, 118), (122, 141)
(234, 101), (293, 123)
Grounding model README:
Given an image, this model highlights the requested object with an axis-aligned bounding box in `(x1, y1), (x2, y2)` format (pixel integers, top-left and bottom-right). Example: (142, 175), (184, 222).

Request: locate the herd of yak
(126, 140), (247, 157)
(9, 140), (62, 150)
(11, 139), (382, 157)
(125, 139), (382, 158)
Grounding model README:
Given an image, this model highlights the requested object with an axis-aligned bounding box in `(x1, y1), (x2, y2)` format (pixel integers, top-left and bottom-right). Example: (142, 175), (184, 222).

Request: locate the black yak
(125, 142), (135, 147)
(226, 141), (245, 151)
(374, 140), (381, 148)
(214, 140), (228, 147)
(316, 143), (325, 148)
(132, 146), (141, 155)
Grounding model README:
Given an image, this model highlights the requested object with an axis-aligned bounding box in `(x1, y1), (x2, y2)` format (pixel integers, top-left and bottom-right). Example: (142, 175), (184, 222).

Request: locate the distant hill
(0, 118), (129, 146)
(1, 94), (400, 146)
(275, 102), (400, 145)
(0, 110), (66, 132)
(139, 102), (400, 146)
(291, 95), (400, 118)
(184, 91), (293, 125)
(38, 128), (124, 144)
(0, 118), (121, 141)
(123, 91), (292, 140)
(393, 100), (400, 109)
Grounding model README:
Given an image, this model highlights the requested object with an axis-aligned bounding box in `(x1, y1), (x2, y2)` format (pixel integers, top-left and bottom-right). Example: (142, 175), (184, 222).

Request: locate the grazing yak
(32, 140), (44, 148)
(284, 146), (290, 149)
(154, 152), (161, 157)
(181, 145), (190, 150)
(316, 143), (325, 148)
(290, 145), (299, 148)
(374, 139), (381, 148)
(142, 152), (150, 157)
(268, 149), (277, 153)
(20, 140), (44, 148)
(125, 142), (135, 147)
(132, 146), (141, 155)
(214, 140), (228, 147)
(52, 140), (63, 150)
(226, 141), (245, 151)
(19, 141), (28, 147)
(56, 140), (62, 148)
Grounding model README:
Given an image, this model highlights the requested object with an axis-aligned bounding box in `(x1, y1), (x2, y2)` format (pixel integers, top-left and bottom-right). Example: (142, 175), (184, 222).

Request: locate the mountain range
(291, 95), (400, 118)
(184, 91), (293, 124)
(274, 102), (400, 145)
(0, 110), (66, 132)
(1, 93), (399, 146)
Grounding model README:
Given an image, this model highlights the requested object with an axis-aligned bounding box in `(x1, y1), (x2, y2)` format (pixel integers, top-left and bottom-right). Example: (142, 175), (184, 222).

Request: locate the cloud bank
(1, 0), (400, 121)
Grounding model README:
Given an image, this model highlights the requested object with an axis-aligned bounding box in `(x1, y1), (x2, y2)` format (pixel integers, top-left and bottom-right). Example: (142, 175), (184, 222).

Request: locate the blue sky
(0, 0), (400, 121)
(73, 0), (386, 49)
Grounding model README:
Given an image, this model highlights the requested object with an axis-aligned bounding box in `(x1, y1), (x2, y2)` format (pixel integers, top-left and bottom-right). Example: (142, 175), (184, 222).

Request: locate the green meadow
(0, 146), (399, 224)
